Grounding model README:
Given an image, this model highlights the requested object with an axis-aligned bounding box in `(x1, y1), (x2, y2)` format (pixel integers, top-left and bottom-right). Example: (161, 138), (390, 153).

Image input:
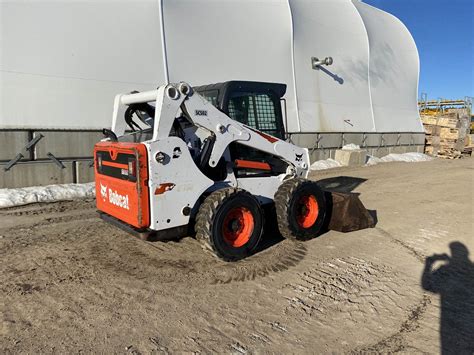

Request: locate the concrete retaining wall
(34, 131), (102, 159)
(0, 161), (75, 188)
(290, 132), (425, 150)
(1, 129), (100, 188)
(1, 129), (425, 188)
(0, 131), (31, 161)
(75, 160), (95, 184)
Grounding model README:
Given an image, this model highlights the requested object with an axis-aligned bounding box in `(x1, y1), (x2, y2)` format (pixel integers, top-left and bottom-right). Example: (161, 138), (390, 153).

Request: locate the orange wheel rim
(222, 207), (254, 247)
(296, 195), (319, 228)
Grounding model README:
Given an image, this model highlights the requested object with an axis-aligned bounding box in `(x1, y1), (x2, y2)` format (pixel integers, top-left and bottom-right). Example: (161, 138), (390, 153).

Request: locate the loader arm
(179, 86), (310, 177)
(113, 83), (310, 178)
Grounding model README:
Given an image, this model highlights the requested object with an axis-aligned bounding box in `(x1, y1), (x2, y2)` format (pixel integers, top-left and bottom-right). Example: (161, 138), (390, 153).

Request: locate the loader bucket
(325, 191), (376, 233)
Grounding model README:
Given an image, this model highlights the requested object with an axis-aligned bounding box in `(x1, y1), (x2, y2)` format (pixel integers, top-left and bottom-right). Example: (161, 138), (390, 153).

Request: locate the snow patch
(366, 152), (433, 165)
(0, 183), (95, 208)
(310, 158), (342, 171)
(341, 144), (361, 151)
(311, 152), (433, 171)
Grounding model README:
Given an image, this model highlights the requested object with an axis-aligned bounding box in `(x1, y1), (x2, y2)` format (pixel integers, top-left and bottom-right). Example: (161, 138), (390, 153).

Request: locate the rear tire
(274, 178), (326, 241)
(195, 188), (264, 261)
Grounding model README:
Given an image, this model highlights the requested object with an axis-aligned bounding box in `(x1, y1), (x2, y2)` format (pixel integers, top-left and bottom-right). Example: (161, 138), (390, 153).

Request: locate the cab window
(227, 92), (283, 139)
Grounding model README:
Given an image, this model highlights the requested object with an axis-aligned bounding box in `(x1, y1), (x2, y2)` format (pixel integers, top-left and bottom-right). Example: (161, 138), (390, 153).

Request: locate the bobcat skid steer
(94, 81), (327, 261)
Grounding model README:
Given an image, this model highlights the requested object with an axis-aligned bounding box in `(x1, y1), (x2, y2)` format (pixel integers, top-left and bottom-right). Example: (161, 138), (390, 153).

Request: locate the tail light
(128, 158), (136, 178)
(97, 155), (103, 171)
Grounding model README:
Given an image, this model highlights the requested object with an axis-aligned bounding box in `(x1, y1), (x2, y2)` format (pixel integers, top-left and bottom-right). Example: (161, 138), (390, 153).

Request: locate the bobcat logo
(100, 183), (107, 201)
(98, 182), (129, 210)
(295, 153), (303, 162)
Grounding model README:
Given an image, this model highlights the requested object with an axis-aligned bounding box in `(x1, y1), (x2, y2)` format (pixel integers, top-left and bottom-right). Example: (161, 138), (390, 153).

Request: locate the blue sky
(365, 0), (473, 100)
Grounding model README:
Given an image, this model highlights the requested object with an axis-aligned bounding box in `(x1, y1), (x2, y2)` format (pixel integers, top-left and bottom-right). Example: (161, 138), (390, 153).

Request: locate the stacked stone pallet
(421, 109), (471, 159)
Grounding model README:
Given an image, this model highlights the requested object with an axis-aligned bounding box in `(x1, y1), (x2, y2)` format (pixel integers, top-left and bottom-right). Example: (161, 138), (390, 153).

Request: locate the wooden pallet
(423, 124), (441, 135)
(421, 111), (471, 159)
(440, 128), (461, 140)
(425, 135), (440, 145)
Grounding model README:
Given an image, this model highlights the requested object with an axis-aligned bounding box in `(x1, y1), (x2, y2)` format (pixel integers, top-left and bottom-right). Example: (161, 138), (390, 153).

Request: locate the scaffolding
(419, 94), (472, 116)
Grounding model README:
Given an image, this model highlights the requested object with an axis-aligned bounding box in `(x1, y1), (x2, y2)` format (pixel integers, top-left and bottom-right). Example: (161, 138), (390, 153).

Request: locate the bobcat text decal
(99, 183), (129, 210)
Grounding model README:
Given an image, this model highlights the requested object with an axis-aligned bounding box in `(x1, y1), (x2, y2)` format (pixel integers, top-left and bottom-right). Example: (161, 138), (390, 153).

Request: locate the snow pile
(341, 144), (361, 151)
(311, 152), (433, 171)
(366, 152), (433, 166)
(310, 158), (342, 171)
(0, 183), (95, 208)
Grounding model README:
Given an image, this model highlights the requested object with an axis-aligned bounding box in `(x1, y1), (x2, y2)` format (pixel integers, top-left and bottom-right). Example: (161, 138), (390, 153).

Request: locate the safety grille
(199, 90), (219, 106)
(227, 93), (281, 138)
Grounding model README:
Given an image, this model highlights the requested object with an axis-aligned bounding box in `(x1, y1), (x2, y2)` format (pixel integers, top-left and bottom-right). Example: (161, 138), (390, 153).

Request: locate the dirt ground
(1, 157), (473, 354)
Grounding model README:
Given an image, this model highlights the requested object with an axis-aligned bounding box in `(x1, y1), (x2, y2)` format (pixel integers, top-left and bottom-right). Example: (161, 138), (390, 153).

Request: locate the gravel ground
(1, 157), (473, 354)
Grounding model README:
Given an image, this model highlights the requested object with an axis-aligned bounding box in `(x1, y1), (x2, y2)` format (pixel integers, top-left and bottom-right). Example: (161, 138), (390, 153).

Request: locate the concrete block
(289, 133), (318, 149)
(342, 133), (364, 147)
(34, 131), (102, 159)
(309, 149), (331, 163)
(0, 161), (74, 188)
(372, 147), (390, 158)
(318, 133), (343, 149)
(75, 160), (95, 183)
(0, 131), (30, 161)
(383, 133), (399, 146)
(334, 149), (367, 167)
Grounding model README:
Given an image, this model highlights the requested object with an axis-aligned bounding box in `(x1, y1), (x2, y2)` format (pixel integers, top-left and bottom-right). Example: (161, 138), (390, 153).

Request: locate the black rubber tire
(195, 188), (264, 262)
(274, 178), (326, 241)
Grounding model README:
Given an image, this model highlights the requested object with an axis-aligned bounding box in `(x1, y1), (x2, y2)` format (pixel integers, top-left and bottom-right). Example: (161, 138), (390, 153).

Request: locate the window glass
(227, 93), (281, 138)
(198, 90), (219, 107)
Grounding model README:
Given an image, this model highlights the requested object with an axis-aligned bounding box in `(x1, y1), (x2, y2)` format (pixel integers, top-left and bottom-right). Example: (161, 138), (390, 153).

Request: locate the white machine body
(96, 82), (310, 233)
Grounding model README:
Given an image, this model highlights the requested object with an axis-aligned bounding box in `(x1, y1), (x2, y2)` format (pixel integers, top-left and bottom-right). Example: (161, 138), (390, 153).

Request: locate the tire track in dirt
(210, 241), (307, 284)
(281, 256), (415, 324)
(346, 227), (434, 353)
(351, 294), (431, 353)
(376, 227), (426, 262)
(86, 233), (307, 286)
(0, 200), (97, 232)
(1, 198), (308, 291)
(0, 199), (94, 217)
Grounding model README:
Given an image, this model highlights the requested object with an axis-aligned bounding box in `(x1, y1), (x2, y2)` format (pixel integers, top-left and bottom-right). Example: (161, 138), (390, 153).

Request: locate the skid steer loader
(95, 81), (327, 261)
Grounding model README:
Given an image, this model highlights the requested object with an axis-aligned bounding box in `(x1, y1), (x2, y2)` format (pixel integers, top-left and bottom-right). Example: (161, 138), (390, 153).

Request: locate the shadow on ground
(422, 241), (474, 354)
(317, 176), (368, 193)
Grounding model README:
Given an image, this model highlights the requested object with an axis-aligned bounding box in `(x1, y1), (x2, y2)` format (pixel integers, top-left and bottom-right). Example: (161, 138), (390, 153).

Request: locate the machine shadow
(317, 176), (367, 193)
(421, 242), (474, 354)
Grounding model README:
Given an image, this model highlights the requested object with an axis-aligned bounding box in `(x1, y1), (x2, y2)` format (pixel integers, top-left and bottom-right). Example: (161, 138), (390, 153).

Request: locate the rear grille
(96, 150), (137, 182)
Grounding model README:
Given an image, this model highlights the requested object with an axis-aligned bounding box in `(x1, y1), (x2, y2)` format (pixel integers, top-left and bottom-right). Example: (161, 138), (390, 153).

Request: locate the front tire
(195, 188), (264, 261)
(274, 178), (326, 240)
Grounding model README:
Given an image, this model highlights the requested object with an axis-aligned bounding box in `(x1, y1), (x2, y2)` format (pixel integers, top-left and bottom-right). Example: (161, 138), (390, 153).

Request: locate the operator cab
(195, 81), (288, 178)
(194, 81), (286, 140)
